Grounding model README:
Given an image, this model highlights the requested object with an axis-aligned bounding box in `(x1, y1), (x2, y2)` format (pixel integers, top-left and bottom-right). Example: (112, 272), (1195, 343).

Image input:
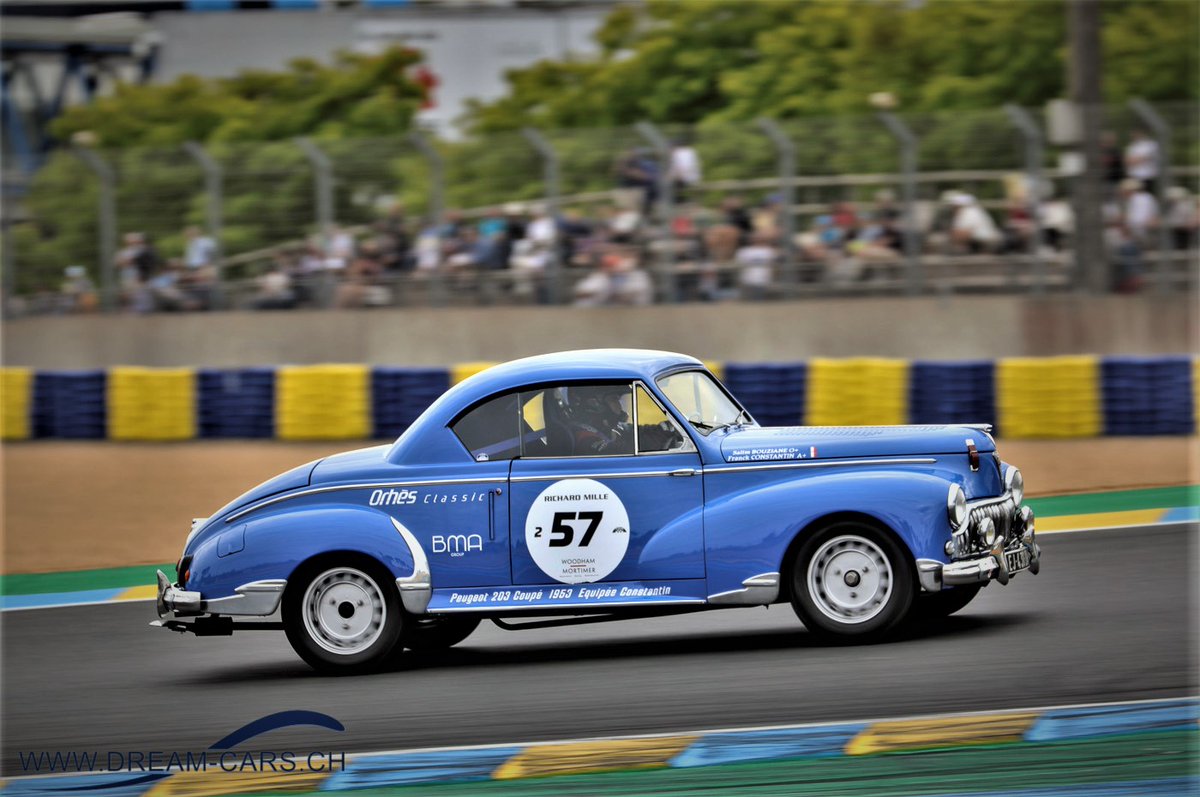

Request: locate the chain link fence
(6, 101), (1196, 314)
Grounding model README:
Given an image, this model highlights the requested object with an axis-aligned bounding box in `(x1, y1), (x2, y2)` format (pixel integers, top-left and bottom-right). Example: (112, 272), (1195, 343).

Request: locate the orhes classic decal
(525, 478), (630, 584)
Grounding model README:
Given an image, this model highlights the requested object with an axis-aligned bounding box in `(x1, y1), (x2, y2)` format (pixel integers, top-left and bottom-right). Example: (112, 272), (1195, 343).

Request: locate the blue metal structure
(155, 350), (1041, 672)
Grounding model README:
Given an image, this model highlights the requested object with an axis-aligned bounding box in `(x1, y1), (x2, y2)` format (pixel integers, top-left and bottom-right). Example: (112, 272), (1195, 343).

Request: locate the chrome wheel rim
(302, 567), (387, 655)
(807, 534), (893, 624)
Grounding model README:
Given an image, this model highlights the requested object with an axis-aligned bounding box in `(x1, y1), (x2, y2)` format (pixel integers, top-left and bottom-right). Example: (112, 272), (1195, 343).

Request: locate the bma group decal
(525, 478), (630, 584)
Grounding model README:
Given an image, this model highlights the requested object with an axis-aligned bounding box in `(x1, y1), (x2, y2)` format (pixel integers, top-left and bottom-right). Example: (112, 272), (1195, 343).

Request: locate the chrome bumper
(154, 570), (286, 620)
(917, 536), (1041, 592)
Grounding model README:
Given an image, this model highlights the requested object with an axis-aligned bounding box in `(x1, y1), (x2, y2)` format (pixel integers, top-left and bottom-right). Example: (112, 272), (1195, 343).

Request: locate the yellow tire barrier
(276, 365), (371, 440)
(107, 367), (196, 441)
(806, 358), (909, 426)
(996, 355), (1101, 439)
(1, 367), (33, 440)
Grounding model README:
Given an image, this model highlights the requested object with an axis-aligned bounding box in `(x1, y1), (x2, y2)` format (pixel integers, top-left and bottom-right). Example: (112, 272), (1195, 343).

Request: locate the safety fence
(1, 356), (1195, 442)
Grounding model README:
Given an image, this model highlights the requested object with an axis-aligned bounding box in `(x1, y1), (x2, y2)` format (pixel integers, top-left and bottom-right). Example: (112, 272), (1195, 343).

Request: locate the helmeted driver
(567, 386), (632, 454)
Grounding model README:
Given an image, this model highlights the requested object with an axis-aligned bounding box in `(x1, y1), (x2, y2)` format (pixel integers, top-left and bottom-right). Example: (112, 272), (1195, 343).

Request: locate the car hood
(720, 425), (994, 463)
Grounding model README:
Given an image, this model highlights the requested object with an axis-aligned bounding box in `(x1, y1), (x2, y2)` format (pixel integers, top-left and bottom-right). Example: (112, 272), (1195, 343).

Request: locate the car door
(508, 382), (704, 588)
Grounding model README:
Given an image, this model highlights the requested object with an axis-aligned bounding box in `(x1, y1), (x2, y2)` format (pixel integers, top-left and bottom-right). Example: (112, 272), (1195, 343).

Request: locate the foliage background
(14, 0), (1198, 292)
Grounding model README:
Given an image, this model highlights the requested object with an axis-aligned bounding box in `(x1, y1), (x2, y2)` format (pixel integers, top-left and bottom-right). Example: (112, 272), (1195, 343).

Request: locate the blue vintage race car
(155, 349), (1041, 673)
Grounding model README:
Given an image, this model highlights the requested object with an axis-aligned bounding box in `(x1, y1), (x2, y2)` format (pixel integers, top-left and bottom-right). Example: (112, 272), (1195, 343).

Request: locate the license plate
(1006, 547), (1031, 573)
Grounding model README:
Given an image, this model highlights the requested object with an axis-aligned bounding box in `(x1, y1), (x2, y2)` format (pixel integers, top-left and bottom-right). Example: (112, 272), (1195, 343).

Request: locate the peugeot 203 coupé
(155, 349), (1040, 672)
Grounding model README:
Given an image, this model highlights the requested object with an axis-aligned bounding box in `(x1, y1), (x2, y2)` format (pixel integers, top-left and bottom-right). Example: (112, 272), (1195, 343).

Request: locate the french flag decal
(810, 446), (818, 458)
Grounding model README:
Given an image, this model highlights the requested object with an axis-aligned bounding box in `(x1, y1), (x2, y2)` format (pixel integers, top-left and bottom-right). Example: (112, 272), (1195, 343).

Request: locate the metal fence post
(408, 128), (447, 306)
(757, 118), (798, 289)
(1004, 105), (1047, 294)
(521, 127), (562, 304)
(634, 121), (676, 302)
(296, 137), (335, 308)
(73, 147), (117, 311)
(407, 129), (445, 227)
(295, 137), (334, 233)
(878, 112), (922, 294)
(182, 141), (225, 305)
(1129, 98), (1174, 293)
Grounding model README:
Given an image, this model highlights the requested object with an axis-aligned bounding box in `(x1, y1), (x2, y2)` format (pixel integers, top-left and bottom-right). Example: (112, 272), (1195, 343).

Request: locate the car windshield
(656, 370), (748, 435)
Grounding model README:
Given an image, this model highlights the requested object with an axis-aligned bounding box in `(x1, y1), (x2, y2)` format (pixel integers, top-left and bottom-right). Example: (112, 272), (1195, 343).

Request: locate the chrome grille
(969, 496), (1016, 546)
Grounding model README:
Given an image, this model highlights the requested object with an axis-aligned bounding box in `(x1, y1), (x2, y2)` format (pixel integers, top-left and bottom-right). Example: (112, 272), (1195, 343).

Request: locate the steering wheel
(658, 420), (684, 449)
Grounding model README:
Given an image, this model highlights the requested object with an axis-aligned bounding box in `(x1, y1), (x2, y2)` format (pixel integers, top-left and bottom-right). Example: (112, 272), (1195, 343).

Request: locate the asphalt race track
(3, 524), (1196, 774)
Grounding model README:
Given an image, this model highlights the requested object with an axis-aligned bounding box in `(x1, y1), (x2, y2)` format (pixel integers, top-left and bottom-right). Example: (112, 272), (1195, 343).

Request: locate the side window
(451, 393), (520, 461)
(636, 385), (694, 454)
(520, 383), (634, 458)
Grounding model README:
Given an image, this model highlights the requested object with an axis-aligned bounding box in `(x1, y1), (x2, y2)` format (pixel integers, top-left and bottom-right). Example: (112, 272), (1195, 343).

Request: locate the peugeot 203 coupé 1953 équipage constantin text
(154, 349), (1041, 672)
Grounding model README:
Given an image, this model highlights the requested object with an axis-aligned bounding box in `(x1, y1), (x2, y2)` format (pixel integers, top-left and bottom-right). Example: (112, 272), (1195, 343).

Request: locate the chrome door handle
(670, 468), (697, 477)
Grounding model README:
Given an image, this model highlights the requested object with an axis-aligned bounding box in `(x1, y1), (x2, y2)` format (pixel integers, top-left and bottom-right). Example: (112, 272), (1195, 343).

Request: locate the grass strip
(1025, 485), (1197, 518)
(0, 563), (170, 595)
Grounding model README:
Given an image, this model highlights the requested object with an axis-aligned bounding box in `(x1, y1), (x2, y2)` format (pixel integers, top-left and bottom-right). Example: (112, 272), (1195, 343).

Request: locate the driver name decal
(525, 478), (630, 584)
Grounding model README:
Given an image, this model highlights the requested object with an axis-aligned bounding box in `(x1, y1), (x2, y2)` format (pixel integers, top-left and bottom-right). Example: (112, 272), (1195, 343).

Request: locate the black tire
(282, 554), (403, 674)
(911, 584), (982, 622)
(401, 616), (481, 651)
(789, 521), (914, 642)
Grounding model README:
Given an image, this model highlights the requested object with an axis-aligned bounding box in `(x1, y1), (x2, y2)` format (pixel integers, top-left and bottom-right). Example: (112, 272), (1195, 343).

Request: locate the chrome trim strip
(967, 488), (1015, 511)
(509, 469), (688, 483)
(225, 476), (508, 522)
(704, 457), (937, 475)
(391, 517), (432, 614)
(707, 572), (781, 605)
(205, 579), (287, 616)
(431, 598), (706, 613)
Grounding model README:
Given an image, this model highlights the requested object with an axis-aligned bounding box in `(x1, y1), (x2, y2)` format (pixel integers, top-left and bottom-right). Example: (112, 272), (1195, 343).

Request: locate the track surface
(3, 525), (1196, 775)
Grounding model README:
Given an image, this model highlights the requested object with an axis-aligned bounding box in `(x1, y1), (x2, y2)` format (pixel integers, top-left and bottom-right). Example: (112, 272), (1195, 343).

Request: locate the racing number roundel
(525, 478), (630, 584)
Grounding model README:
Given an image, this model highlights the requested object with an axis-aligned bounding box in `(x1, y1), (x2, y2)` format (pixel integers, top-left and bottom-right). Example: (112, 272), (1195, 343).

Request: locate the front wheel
(790, 522), (914, 642)
(283, 557), (403, 674)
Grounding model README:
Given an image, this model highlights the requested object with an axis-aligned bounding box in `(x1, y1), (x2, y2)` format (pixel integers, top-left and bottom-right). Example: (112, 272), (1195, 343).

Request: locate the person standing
(1124, 129), (1160, 195)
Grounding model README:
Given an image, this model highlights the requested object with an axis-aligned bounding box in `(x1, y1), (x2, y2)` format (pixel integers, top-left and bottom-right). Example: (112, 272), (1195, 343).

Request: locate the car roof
(386, 349), (704, 465)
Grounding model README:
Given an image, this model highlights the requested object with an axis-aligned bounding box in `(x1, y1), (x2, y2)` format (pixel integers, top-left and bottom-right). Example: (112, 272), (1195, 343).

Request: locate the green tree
(16, 48), (427, 293)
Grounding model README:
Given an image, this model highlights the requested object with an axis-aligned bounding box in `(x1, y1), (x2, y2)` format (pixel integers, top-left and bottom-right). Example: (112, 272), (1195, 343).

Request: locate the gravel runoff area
(3, 436), (1195, 574)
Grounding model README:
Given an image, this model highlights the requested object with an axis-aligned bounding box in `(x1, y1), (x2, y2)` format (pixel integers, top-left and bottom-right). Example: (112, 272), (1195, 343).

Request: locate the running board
(150, 617), (283, 636)
(491, 606), (707, 631)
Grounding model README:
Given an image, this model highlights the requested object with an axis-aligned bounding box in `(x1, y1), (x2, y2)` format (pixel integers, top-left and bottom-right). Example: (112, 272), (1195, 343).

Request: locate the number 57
(547, 510), (603, 547)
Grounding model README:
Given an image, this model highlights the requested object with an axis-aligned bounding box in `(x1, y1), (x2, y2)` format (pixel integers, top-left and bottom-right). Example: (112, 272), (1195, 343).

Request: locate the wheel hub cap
(302, 567), (386, 655)
(807, 535), (893, 624)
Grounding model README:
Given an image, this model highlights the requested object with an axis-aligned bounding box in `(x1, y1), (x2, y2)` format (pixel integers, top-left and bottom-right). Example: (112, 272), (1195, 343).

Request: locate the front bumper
(916, 501), (1042, 592)
(154, 570), (286, 620)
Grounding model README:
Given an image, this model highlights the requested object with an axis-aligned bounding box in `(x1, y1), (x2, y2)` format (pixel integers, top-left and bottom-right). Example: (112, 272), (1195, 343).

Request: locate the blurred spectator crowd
(40, 131), (1198, 314)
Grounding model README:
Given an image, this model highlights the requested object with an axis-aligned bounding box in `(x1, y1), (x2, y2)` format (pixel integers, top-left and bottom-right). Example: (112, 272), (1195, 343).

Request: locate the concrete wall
(3, 295), (1195, 369)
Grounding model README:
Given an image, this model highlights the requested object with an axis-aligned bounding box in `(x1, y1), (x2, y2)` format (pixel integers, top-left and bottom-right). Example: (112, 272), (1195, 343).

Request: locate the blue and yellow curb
(3, 698), (1196, 796)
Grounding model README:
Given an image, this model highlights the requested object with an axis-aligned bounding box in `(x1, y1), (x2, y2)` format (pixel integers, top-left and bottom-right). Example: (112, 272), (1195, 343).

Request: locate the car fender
(703, 468), (954, 599)
(187, 505), (417, 602)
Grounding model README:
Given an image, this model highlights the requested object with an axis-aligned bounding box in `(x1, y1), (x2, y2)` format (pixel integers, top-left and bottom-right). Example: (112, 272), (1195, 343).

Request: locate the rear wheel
(401, 616), (480, 651)
(283, 556), (403, 674)
(912, 584), (982, 621)
(790, 522), (914, 642)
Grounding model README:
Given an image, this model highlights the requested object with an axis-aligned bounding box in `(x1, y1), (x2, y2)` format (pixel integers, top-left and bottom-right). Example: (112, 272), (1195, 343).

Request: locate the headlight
(947, 484), (967, 528)
(977, 516), (997, 548)
(1005, 466), (1024, 505)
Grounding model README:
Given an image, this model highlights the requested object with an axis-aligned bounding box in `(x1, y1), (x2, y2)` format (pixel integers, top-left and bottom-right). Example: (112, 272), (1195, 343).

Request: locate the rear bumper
(154, 570), (286, 620)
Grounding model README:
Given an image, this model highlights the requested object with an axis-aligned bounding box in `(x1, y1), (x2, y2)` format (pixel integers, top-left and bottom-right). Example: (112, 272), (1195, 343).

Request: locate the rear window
(451, 393), (520, 461)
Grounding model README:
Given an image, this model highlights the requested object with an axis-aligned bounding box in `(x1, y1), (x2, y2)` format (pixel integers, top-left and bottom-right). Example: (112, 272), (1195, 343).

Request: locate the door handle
(488, 487), (502, 540)
(670, 468), (697, 477)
